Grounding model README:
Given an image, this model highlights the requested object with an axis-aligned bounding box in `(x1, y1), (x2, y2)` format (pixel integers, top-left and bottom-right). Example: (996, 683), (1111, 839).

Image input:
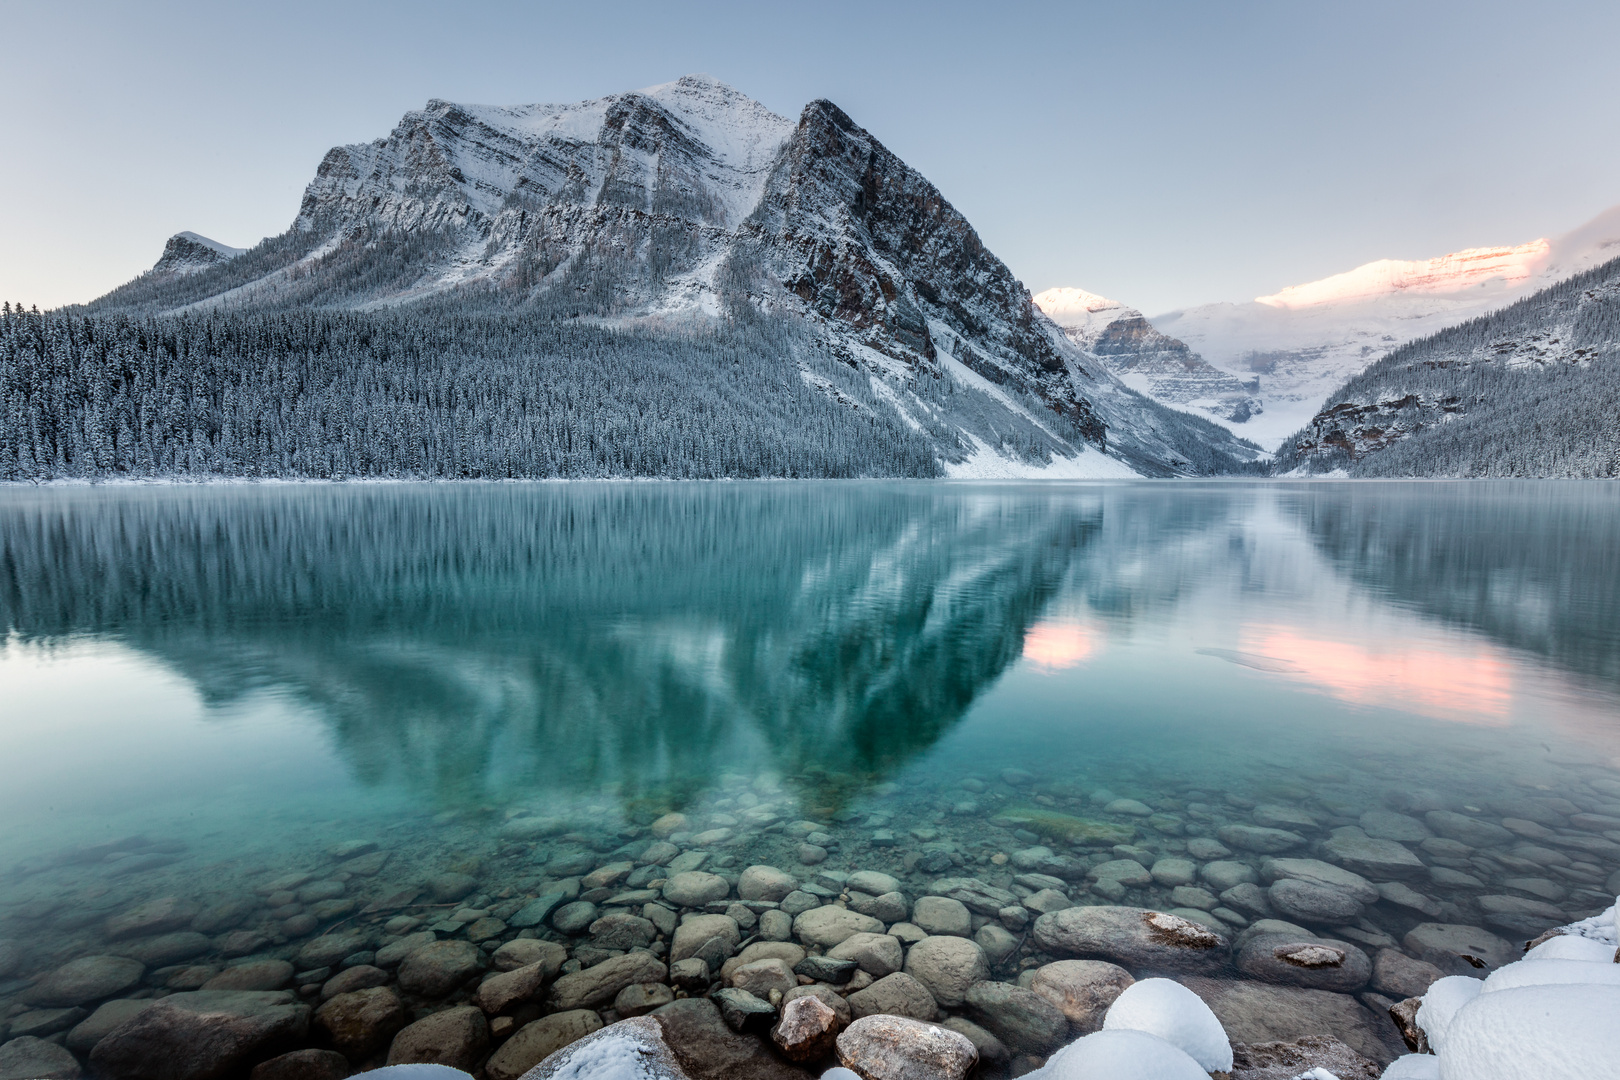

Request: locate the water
(1, 481), (1618, 1015)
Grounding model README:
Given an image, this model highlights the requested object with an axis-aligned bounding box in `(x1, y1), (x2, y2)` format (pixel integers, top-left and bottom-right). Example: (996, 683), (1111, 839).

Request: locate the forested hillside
(0, 304), (955, 480)
(1273, 255), (1620, 477)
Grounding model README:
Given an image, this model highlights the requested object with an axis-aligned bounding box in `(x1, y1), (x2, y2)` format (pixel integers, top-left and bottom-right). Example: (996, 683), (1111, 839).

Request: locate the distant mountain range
(1043, 204), (1620, 454)
(28, 75), (1257, 482)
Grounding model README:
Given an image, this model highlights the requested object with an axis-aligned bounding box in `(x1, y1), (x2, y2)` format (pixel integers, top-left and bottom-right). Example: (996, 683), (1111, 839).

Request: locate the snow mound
(1438, 983), (1620, 1080)
(364, 1068), (474, 1080)
(1553, 899), (1618, 945)
(1100, 977), (1232, 1072)
(1522, 934), (1618, 963)
(1381, 1055), (1440, 1079)
(1481, 957), (1620, 993)
(1413, 975), (1481, 1053)
(819, 1071), (862, 1080)
(1035, 1028), (1210, 1080)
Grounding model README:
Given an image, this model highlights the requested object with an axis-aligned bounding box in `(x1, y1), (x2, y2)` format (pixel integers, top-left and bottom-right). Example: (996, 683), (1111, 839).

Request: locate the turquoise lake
(1, 480), (1618, 1005)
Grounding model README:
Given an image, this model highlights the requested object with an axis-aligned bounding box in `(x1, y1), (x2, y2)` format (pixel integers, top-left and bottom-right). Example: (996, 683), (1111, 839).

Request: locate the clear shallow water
(1, 481), (1619, 1011)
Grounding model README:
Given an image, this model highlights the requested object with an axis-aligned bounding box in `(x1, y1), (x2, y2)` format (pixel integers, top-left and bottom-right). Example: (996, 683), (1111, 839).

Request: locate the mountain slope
(1033, 287), (1262, 424)
(1152, 204), (1620, 449)
(71, 76), (1258, 479)
(1272, 255), (1620, 477)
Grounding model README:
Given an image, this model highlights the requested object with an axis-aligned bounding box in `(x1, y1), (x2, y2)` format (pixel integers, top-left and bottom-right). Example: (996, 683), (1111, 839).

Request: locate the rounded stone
(793, 905), (885, 949)
(551, 901), (598, 935)
(314, 985), (406, 1059)
(1032, 906), (1230, 974)
(1029, 959), (1135, 1034)
(1267, 879), (1365, 925)
(847, 972), (939, 1022)
(0, 1037), (82, 1080)
(204, 960), (295, 993)
(485, 1011), (602, 1080)
(903, 935), (989, 1007)
(23, 955), (145, 1007)
(662, 871), (731, 907)
(386, 1004), (489, 1070)
(490, 938), (567, 974)
(426, 872), (479, 904)
(737, 865), (797, 902)
(848, 871), (902, 896)
(397, 939), (481, 997)
(963, 980), (1070, 1054)
(1235, 934), (1371, 992)
(757, 908), (794, 941)
(836, 1014), (977, 1080)
(613, 982), (675, 1017)
(912, 896), (972, 937)
(828, 932), (905, 978)
(772, 993), (841, 1063)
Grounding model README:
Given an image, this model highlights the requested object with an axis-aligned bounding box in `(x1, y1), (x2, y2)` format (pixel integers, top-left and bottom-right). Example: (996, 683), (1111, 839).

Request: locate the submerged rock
(385, 1004), (489, 1070)
(0, 1037), (82, 1080)
(1032, 906), (1229, 974)
(23, 955), (145, 1007)
(485, 1010), (603, 1080)
(89, 990), (311, 1080)
(1029, 959), (1134, 1034)
(1229, 1034), (1381, 1079)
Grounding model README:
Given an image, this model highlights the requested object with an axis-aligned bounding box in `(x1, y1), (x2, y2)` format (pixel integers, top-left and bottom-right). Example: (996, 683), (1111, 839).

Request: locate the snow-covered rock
(1437, 983), (1620, 1080)
(1381, 1055), (1440, 1080)
(151, 231), (246, 275)
(1099, 977), (1232, 1072)
(1521, 934), (1617, 963)
(521, 1015), (691, 1079)
(1480, 957), (1620, 993)
(1034, 1028), (1210, 1080)
(1412, 976), (1481, 1054)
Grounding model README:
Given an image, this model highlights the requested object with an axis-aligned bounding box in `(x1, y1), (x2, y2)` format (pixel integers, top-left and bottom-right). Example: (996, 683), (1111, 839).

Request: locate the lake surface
(2, 480), (1619, 1023)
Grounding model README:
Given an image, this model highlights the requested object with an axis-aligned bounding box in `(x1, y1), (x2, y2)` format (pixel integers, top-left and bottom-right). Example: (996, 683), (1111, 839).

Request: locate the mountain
(1033, 287), (1262, 424)
(51, 75), (1259, 481)
(1152, 204), (1620, 449)
(1272, 254), (1620, 477)
(151, 232), (247, 275)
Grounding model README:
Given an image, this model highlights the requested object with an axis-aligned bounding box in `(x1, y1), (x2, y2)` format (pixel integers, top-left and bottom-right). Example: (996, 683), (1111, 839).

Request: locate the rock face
(835, 1014), (978, 1080)
(1032, 906), (1230, 974)
(89, 991), (311, 1080)
(151, 232), (245, 275)
(1035, 287), (1263, 424)
(88, 76), (1256, 478)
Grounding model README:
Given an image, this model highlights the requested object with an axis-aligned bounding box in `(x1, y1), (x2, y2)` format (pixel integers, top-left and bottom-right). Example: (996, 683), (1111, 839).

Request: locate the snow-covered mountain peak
(1032, 287), (1134, 336)
(1254, 240), (1552, 310)
(151, 231), (245, 275)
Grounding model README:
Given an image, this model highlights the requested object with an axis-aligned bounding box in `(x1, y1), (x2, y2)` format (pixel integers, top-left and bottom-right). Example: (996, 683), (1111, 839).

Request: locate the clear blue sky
(4, 0), (1618, 314)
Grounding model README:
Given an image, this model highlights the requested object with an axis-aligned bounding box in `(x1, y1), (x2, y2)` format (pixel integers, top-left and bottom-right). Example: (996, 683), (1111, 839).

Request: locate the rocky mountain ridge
(1033, 288), (1261, 424)
(82, 75), (1258, 478)
(1273, 254), (1620, 476)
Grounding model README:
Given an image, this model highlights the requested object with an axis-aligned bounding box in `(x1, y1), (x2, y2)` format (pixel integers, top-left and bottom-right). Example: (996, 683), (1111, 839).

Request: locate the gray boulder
(1028, 959), (1134, 1034)
(1032, 905), (1230, 974)
(1235, 934), (1372, 992)
(901, 936), (988, 1007)
(835, 1014), (977, 1080)
(89, 991), (311, 1080)
(963, 980), (1069, 1054)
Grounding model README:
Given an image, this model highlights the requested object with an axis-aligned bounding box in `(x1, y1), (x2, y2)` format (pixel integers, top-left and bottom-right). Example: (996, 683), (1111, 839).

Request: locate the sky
(3, 0), (1618, 315)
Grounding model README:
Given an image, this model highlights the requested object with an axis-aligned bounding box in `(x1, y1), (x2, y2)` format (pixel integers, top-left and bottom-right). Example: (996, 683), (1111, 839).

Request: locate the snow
(1437, 983), (1620, 1080)
(1034, 1029), (1212, 1080)
(1551, 899), (1618, 945)
(1255, 242), (1551, 310)
(1381, 1056), (1440, 1080)
(1032, 286), (1136, 343)
(1100, 977), (1233, 1072)
(364, 1067), (474, 1080)
(1413, 975), (1482, 1053)
(1523, 933), (1617, 963)
(819, 1071), (862, 1080)
(174, 232), (246, 258)
(1290, 1070), (1341, 1080)
(942, 434), (1139, 479)
(1481, 957), (1620, 993)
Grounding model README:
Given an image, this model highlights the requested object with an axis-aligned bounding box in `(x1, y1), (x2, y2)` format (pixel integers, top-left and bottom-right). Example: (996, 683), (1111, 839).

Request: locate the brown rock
(654, 997), (816, 1080)
(548, 950), (667, 1010)
(89, 991), (312, 1080)
(1371, 949), (1444, 999)
(1179, 977), (1404, 1064)
(1388, 996), (1429, 1054)
(474, 959), (554, 1014)
(490, 938), (567, 974)
(248, 1049), (350, 1080)
(397, 939), (482, 997)
(386, 1005), (489, 1070)
(772, 993), (841, 1062)
(835, 1014), (977, 1080)
(847, 973), (939, 1022)
(614, 982), (676, 1017)
(783, 984), (852, 1026)
(1029, 959), (1134, 1034)
(314, 987), (406, 1059)
(1231, 1035), (1380, 1079)
(730, 958), (798, 1001)
(485, 1010), (603, 1080)
(319, 965), (388, 1000)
